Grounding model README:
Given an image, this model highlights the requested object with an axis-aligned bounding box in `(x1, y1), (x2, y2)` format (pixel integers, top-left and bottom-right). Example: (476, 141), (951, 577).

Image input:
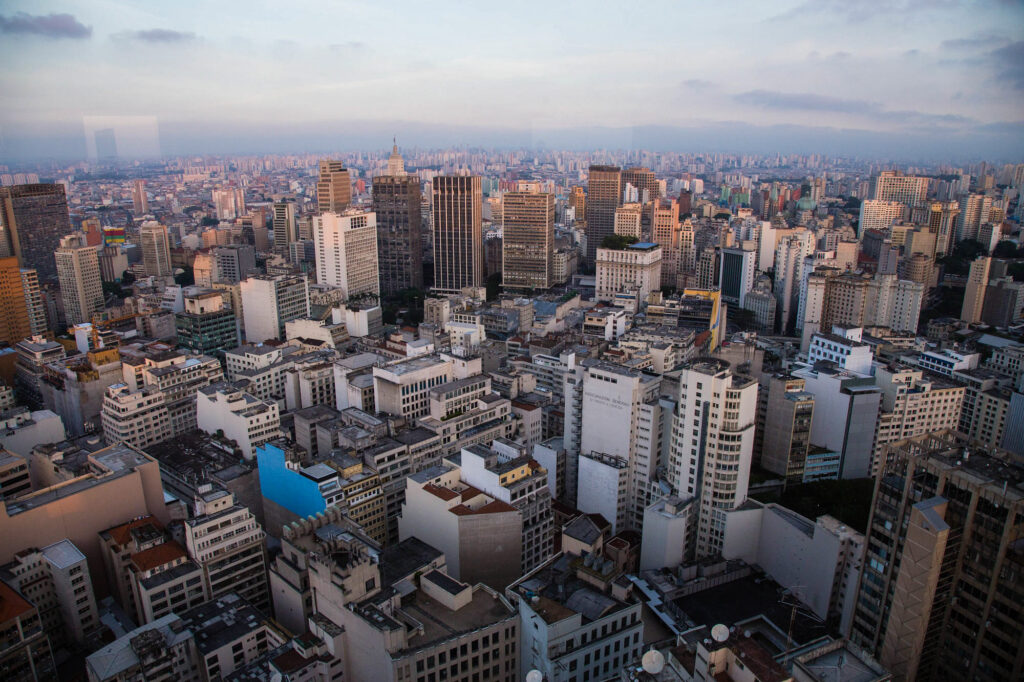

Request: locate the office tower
(139, 221), (172, 278)
(372, 172), (423, 295)
(622, 166), (658, 204)
(760, 374), (815, 483)
(871, 170), (928, 205)
(651, 198), (680, 288)
(851, 432), (1023, 682)
(212, 188), (239, 220)
(719, 246), (756, 307)
(55, 234), (103, 326)
(569, 185), (586, 225)
(272, 200), (297, 255)
(957, 193), (993, 242)
(595, 241), (662, 302)
(775, 230), (815, 334)
(668, 359), (758, 559)
(175, 290), (239, 357)
(0, 257), (33, 346)
(501, 189), (555, 290)
(961, 256), (990, 323)
(213, 244), (256, 283)
(317, 160), (352, 214)
(613, 202), (643, 239)
(926, 200), (960, 257)
(131, 179), (148, 215)
(858, 200), (904, 233)
(0, 184), (72, 282)
(431, 175), (483, 293)
(386, 140), (405, 176)
(585, 165), (622, 263)
(314, 210), (380, 300)
(240, 274), (310, 342)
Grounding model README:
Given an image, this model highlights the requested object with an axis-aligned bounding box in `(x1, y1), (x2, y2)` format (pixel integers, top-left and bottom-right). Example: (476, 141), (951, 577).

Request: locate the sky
(1, 0), (1022, 162)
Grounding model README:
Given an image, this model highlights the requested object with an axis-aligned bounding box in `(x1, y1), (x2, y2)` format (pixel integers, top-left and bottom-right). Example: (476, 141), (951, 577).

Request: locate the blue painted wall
(256, 443), (327, 519)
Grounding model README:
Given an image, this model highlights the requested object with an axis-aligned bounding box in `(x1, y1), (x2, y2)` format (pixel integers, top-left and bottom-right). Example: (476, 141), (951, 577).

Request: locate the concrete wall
(577, 454), (625, 534)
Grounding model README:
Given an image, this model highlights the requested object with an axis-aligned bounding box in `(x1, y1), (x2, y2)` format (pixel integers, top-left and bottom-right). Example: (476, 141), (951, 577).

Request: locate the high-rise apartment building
(851, 431), (1023, 681)
(432, 175), (483, 293)
(0, 183), (72, 282)
(651, 198), (680, 288)
(961, 256), (990, 323)
(240, 274), (310, 342)
(612, 202), (643, 239)
(595, 241), (662, 302)
(668, 359), (758, 559)
(871, 170), (928, 206)
(957, 193), (993, 242)
(272, 200), (297, 255)
(926, 200), (960, 257)
(212, 243), (256, 283)
(314, 210), (380, 300)
(585, 165), (622, 263)
(568, 185), (586, 225)
(501, 189), (555, 291)
(55, 234), (103, 327)
(622, 166), (658, 204)
(316, 160), (352, 214)
(760, 374), (816, 483)
(0, 257), (33, 346)
(372, 154), (423, 295)
(132, 179), (148, 215)
(858, 200), (904, 233)
(139, 221), (172, 278)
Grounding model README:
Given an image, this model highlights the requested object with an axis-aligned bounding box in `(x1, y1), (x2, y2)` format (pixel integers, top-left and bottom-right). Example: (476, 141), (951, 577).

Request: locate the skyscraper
(568, 185), (586, 225)
(585, 165), (622, 264)
(961, 255), (990, 323)
(432, 176), (483, 293)
(55, 234), (103, 326)
(132, 179), (148, 215)
(272, 200), (297, 255)
(651, 198), (680, 288)
(502, 188), (555, 291)
(871, 170), (928, 206)
(621, 167), (658, 204)
(317, 160), (352, 214)
(0, 257), (33, 346)
(20, 268), (47, 336)
(0, 183), (73, 283)
(372, 145), (423, 295)
(139, 221), (172, 278)
(314, 210), (380, 300)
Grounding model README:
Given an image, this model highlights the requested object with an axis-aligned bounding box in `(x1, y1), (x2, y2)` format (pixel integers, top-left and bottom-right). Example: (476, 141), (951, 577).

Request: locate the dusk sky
(2, 0), (1023, 161)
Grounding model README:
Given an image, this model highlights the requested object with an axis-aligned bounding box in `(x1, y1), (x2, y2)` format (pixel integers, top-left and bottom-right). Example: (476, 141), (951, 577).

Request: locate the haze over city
(2, 0), (1023, 160)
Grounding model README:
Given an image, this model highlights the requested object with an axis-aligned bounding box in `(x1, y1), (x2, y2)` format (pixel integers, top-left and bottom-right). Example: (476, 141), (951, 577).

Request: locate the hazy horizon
(1, 0), (1022, 164)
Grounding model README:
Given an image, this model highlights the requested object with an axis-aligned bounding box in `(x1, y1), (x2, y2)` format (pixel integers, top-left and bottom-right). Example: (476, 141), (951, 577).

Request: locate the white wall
(577, 455), (625, 534)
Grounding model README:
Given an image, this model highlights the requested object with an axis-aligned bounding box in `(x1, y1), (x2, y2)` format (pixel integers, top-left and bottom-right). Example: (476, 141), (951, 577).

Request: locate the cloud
(990, 41), (1024, 90)
(114, 29), (197, 43)
(941, 33), (1011, 50)
(680, 79), (716, 91)
(0, 12), (91, 38)
(769, 0), (964, 24)
(733, 89), (976, 128)
(330, 41), (366, 51)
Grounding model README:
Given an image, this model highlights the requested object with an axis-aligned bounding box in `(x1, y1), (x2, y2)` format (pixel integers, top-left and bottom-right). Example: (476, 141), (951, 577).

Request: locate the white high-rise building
(871, 171), (928, 206)
(240, 274), (310, 342)
(139, 221), (172, 278)
(774, 230), (815, 334)
(55, 234), (103, 326)
(313, 210), (379, 300)
(957, 193), (993, 242)
(858, 200), (904, 234)
(668, 359), (758, 559)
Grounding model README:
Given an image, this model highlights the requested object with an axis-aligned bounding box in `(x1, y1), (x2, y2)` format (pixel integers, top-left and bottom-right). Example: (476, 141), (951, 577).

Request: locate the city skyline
(1, 1), (1022, 161)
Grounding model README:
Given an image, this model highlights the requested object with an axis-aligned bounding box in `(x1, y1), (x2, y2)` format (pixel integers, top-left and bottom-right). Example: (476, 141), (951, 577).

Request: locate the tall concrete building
(55, 234), (103, 327)
(139, 221), (172, 278)
(131, 179), (148, 215)
(314, 210), (380, 300)
(501, 188), (555, 291)
(871, 170), (928, 206)
(760, 374), (816, 483)
(926, 200), (960, 257)
(858, 200), (904, 234)
(0, 183), (72, 283)
(372, 153), (423, 295)
(961, 256), (991, 323)
(851, 431), (1024, 682)
(668, 359), (758, 559)
(240, 274), (310, 342)
(0, 257), (34, 346)
(613, 202), (643, 239)
(585, 165), (622, 263)
(568, 185), (586, 225)
(595, 241), (662, 302)
(651, 198), (681, 288)
(272, 200), (297, 255)
(957, 193), (993, 242)
(621, 166), (658, 204)
(316, 160), (352, 214)
(432, 175), (483, 293)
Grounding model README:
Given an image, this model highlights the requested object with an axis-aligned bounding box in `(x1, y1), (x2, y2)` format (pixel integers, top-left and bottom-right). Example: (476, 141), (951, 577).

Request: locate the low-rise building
(196, 382), (281, 459)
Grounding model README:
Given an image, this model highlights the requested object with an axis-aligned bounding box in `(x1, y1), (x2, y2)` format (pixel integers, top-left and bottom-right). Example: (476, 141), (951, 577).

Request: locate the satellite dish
(642, 649), (666, 674)
(711, 624), (730, 643)
(526, 670), (544, 682)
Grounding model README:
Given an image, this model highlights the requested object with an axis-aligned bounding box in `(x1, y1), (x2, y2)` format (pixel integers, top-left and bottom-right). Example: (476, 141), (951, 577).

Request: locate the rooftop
(180, 593), (267, 654)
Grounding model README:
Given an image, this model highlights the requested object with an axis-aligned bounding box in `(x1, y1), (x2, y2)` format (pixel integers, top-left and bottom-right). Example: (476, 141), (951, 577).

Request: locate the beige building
(858, 200), (904, 233)
(317, 160), (351, 214)
(502, 189), (555, 291)
(596, 241), (662, 302)
(139, 221), (172, 278)
(961, 255), (990, 323)
(399, 463), (522, 589)
(871, 170), (928, 206)
(612, 202), (643, 239)
(651, 198), (681, 288)
(314, 210), (379, 300)
(56, 234), (103, 326)
(372, 355), (453, 419)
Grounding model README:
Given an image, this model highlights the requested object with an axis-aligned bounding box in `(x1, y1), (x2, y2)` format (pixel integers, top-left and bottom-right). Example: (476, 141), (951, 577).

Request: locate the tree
(175, 266), (195, 286)
(993, 240), (1018, 258)
(486, 272), (502, 301)
(200, 216), (219, 227)
(121, 270), (136, 285)
(599, 234), (638, 250)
